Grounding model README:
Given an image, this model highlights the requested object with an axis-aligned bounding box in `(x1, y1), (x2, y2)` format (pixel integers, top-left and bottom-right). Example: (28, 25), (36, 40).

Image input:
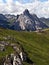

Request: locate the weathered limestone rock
(13, 53), (22, 65)
(0, 41), (9, 46)
(3, 41), (31, 65)
(19, 52), (23, 61)
(0, 44), (5, 51)
(19, 52), (27, 62)
(4, 55), (12, 65)
(4, 52), (23, 65)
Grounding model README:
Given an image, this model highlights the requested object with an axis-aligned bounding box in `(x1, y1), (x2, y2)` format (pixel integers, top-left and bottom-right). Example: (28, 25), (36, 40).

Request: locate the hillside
(0, 28), (49, 65)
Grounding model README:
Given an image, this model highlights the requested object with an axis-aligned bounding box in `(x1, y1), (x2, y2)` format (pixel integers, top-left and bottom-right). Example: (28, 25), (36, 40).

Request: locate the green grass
(0, 46), (14, 58)
(0, 28), (49, 65)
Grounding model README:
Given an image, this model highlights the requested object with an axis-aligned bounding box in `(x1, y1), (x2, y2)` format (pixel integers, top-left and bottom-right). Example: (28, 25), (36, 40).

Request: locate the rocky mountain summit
(10, 9), (48, 31)
(0, 9), (49, 31)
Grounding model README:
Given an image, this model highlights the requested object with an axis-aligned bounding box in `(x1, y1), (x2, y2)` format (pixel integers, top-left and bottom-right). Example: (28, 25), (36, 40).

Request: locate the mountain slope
(0, 14), (9, 28)
(0, 28), (49, 65)
(40, 17), (49, 26)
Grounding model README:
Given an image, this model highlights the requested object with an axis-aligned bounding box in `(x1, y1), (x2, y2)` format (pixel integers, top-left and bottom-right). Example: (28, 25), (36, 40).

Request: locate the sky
(0, 0), (49, 18)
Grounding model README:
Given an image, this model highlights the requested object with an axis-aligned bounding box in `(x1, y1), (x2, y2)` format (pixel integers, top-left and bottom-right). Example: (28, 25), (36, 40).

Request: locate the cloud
(0, 0), (4, 3)
(16, 0), (34, 3)
(0, 0), (49, 18)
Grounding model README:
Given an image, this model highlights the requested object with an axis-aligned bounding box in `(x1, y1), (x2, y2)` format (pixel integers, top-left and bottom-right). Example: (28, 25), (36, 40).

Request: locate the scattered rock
(3, 37), (7, 40)
(0, 44), (5, 51)
(0, 39), (34, 65)
(0, 41), (9, 46)
(13, 52), (22, 65)
(4, 55), (12, 65)
(4, 53), (22, 65)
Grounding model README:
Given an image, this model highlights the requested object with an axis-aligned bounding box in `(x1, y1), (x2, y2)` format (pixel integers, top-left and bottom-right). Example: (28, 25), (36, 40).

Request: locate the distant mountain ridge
(0, 9), (49, 31)
(40, 17), (49, 26)
(0, 14), (9, 28)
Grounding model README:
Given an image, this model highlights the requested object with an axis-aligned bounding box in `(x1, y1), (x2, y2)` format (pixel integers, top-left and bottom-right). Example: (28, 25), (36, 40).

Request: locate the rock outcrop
(1, 37), (27, 65)
(1, 38), (33, 65)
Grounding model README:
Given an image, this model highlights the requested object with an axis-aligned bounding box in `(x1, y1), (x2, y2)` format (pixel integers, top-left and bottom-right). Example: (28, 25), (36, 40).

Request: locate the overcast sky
(0, 0), (49, 18)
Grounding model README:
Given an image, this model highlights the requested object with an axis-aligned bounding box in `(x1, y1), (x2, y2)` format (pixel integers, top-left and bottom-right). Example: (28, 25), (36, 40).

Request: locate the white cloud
(0, 0), (4, 3)
(0, 0), (49, 18)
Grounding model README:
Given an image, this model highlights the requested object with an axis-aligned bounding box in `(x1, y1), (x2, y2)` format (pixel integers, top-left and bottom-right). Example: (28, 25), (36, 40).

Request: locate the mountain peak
(23, 9), (30, 15)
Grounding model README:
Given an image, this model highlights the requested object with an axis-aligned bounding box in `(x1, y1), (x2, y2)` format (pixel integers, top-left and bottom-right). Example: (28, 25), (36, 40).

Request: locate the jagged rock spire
(23, 9), (29, 15)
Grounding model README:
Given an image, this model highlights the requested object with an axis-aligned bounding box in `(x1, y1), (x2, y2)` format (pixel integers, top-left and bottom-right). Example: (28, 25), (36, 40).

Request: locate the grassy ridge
(0, 28), (49, 65)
